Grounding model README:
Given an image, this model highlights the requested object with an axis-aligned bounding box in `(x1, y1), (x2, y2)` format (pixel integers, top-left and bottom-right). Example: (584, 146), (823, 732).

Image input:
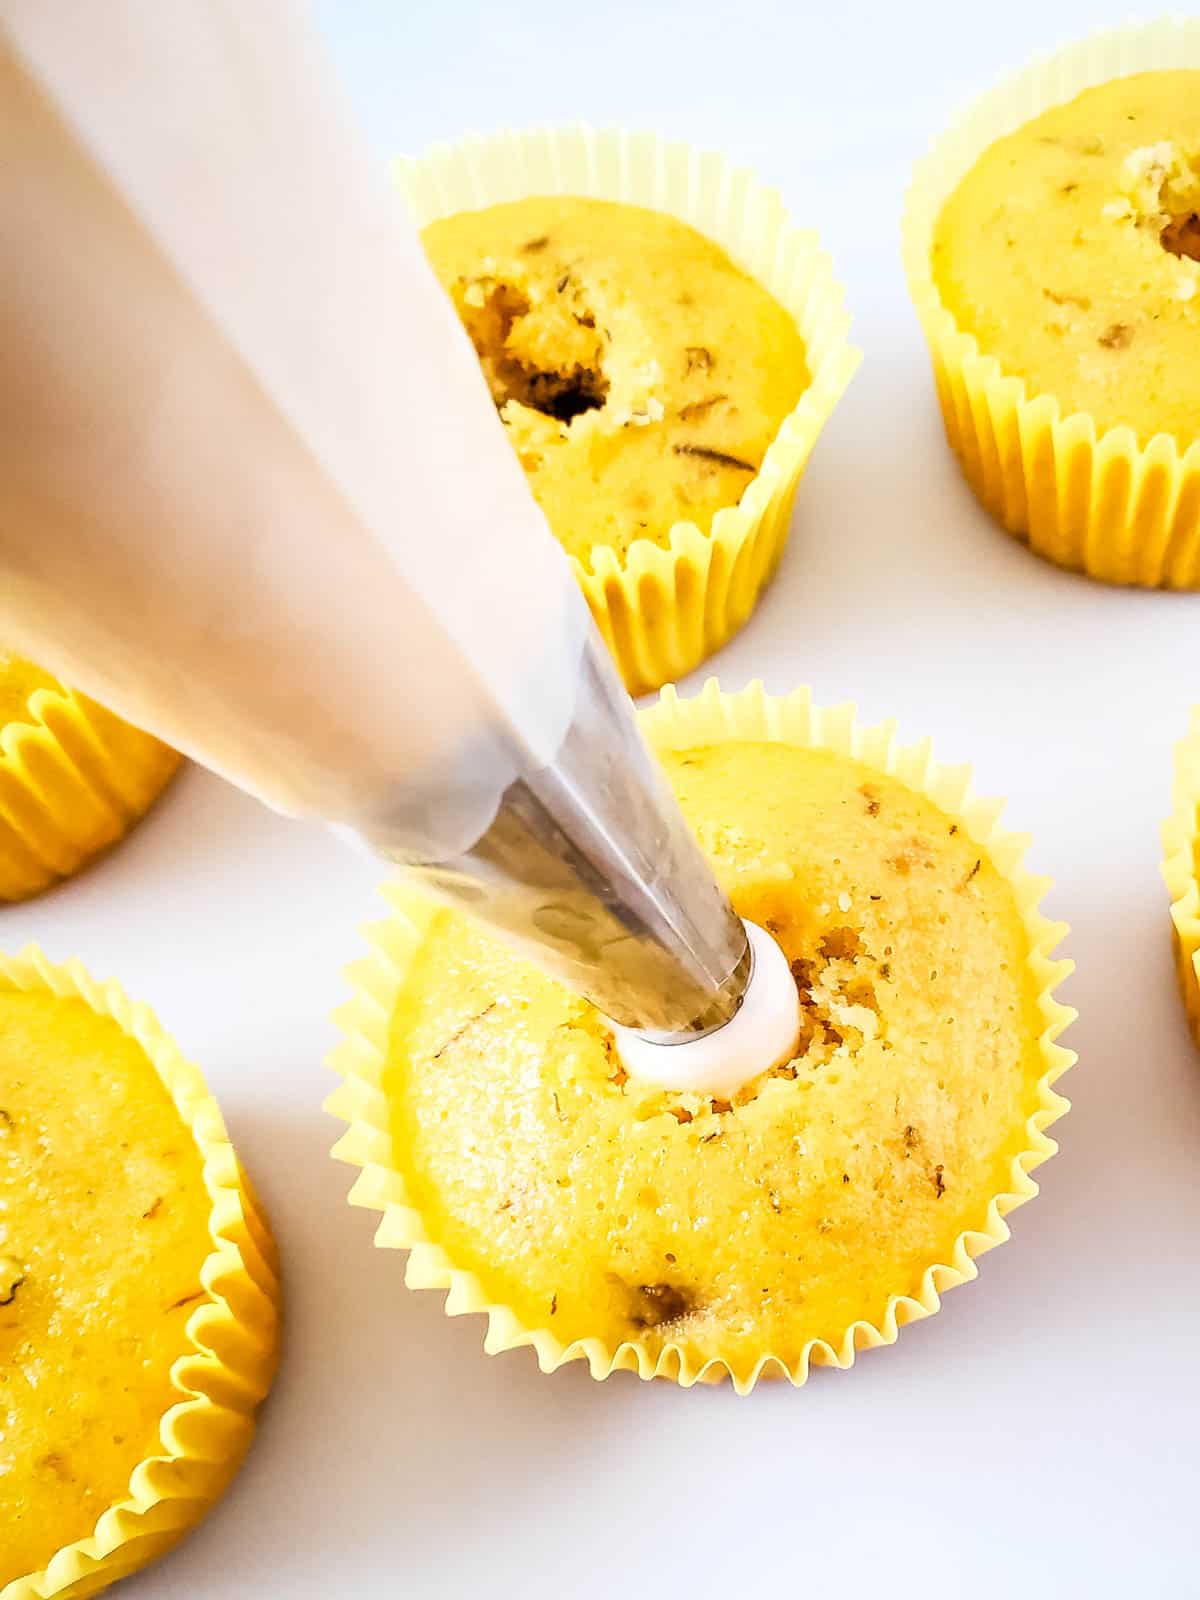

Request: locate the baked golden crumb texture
(934, 71), (1200, 445)
(0, 975), (280, 1593)
(383, 739), (1051, 1377)
(422, 197), (808, 565)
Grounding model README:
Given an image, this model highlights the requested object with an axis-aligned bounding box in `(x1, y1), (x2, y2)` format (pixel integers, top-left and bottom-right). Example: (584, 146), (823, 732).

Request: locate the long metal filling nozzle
(397, 636), (753, 1040)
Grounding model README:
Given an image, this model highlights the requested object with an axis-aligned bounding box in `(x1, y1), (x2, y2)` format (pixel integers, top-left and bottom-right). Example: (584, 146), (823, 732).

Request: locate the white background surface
(9, 1), (1200, 1595)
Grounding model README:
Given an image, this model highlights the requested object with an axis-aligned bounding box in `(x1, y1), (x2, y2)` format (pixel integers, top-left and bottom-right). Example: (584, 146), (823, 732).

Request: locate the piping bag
(0, 1), (799, 1092)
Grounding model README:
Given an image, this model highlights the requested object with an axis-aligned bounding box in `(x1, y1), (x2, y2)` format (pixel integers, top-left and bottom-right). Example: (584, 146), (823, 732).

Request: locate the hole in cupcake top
(452, 269), (610, 425)
(625, 1279), (695, 1330)
(1162, 212), (1200, 264)
(1116, 142), (1200, 267)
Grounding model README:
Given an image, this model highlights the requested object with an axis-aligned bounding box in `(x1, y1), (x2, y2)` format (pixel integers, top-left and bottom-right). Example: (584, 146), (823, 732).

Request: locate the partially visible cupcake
(423, 197), (808, 567)
(904, 24), (1200, 587)
(1163, 707), (1200, 1044)
(405, 130), (858, 694)
(0, 650), (180, 902)
(329, 682), (1074, 1392)
(0, 947), (280, 1599)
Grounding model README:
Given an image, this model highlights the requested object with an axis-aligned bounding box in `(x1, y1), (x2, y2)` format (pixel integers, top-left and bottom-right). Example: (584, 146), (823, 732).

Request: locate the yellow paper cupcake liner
(1162, 707), (1200, 1044)
(903, 18), (1200, 588)
(397, 127), (860, 695)
(0, 682), (180, 903)
(0, 946), (281, 1600)
(327, 680), (1075, 1393)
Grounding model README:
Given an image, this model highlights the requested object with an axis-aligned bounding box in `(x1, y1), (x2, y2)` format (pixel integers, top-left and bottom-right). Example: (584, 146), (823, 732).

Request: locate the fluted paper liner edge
(0, 684), (180, 903)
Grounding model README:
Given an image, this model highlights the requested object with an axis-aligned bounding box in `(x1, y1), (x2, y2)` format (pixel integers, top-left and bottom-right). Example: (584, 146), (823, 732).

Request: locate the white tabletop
(9, 1), (1199, 1594)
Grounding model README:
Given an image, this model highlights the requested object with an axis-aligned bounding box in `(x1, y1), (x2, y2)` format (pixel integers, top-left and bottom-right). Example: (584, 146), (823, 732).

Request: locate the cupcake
(0, 947), (280, 1599)
(0, 649), (180, 903)
(404, 129), (859, 695)
(329, 682), (1074, 1392)
(904, 23), (1200, 587)
(1163, 707), (1200, 1044)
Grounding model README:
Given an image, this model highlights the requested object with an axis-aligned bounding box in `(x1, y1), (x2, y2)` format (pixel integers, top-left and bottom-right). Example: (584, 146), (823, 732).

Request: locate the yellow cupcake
(0, 948), (280, 1600)
(904, 22), (1200, 588)
(402, 129), (859, 695)
(1163, 707), (1200, 1045)
(329, 683), (1074, 1392)
(423, 198), (809, 565)
(934, 73), (1200, 445)
(0, 650), (180, 903)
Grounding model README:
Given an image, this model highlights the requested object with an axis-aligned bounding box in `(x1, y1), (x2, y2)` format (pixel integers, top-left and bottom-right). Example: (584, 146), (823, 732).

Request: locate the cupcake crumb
(628, 1281), (694, 1329)
(0, 1255), (24, 1306)
(433, 1002), (498, 1061)
(38, 1452), (72, 1483)
(1118, 141), (1200, 265)
(818, 927), (862, 961)
(451, 270), (611, 425)
(672, 442), (757, 473)
(422, 198), (807, 567)
(679, 392), (728, 421)
(789, 928), (883, 1059)
(1162, 213), (1200, 264)
(1098, 322), (1133, 349)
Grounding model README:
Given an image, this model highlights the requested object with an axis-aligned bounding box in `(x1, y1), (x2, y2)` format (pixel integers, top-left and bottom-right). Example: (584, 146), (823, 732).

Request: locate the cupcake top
(421, 197), (808, 563)
(384, 738), (1049, 1375)
(932, 70), (1200, 444)
(0, 989), (213, 1582)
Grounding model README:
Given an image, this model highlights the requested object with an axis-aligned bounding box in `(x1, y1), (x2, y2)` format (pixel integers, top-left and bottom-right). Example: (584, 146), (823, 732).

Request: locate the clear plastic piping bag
(0, 1), (749, 1036)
